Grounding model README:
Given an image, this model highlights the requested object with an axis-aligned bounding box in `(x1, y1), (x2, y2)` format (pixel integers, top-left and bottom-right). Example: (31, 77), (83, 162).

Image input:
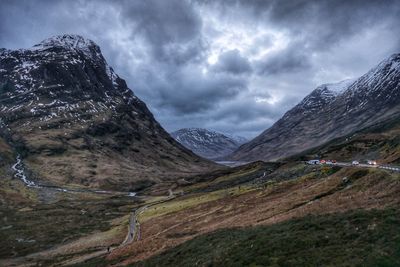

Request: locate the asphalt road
(121, 192), (177, 246)
(317, 161), (400, 172)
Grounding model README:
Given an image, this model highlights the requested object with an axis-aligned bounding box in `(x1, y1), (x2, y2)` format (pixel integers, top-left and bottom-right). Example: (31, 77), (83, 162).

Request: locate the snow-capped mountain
(228, 53), (400, 162)
(0, 34), (215, 190)
(0, 35), (137, 123)
(171, 128), (247, 159)
(224, 133), (248, 145)
(289, 78), (356, 117)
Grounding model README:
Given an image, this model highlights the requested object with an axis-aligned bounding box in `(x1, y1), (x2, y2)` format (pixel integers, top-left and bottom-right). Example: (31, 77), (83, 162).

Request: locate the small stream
(11, 154), (137, 197)
(12, 154), (38, 187)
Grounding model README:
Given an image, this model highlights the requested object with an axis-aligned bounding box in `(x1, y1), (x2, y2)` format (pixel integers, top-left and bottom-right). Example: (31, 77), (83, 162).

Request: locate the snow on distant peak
(346, 53), (400, 95)
(171, 128), (246, 159)
(173, 128), (247, 145)
(30, 34), (102, 61)
(376, 53), (400, 71)
(224, 133), (248, 144)
(323, 78), (356, 95)
(290, 78), (355, 117)
(33, 34), (97, 50)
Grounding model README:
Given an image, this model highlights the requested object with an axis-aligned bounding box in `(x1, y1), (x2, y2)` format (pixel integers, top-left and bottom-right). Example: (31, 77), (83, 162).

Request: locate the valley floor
(1, 161), (400, 266)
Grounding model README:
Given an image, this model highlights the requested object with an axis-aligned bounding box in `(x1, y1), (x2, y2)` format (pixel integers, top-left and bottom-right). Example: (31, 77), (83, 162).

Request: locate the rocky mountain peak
(0, 35), (216, 190)
(171, 128), (247, 159)
(228, 53), (400, 162)
(323, 79), (356, 95)
(342, 53), (400, 109)
(32, 34), (100, 58)
(0, 34), (135, 127)
(280, 79), (356, 121)
(385, 53), (400, 65)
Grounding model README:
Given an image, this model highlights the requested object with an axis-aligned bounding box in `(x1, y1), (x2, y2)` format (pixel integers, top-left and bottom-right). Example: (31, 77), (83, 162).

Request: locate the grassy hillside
(0, 195), (140, 259)
(134, 208), (400, 267)
(289, 116), (400, 164)
(77, 163), (400, 266)
(2, 145), (400, 266)
(0, 175), (144, 266)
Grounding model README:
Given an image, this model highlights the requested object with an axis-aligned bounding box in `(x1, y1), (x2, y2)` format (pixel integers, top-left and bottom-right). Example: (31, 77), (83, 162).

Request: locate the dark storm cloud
(264, 0), (400, 47)
(143, 66), (248, 114)
(210, 0), (400, 42)
(119, 0), (206, 65)
(1, 0), (400, 138)
(203, 0), (400, 74)
(255, 40), (311, 75)
(211, 49), (252, 74)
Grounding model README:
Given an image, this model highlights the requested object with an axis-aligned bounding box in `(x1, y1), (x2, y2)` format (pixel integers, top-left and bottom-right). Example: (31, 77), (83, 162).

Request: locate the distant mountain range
(171, 128), (247, 159)
(228, 53), (400, 162)
(0, 34), (217, 191)
(2, 34), (399, 192)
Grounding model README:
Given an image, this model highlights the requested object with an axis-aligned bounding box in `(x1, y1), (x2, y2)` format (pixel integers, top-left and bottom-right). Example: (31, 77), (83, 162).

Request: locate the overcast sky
(1, 0), (400, 138)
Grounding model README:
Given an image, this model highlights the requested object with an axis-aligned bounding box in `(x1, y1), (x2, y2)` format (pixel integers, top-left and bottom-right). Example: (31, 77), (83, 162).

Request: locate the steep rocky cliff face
(0, 34), (216, 191)
(229, 54), (400, 162)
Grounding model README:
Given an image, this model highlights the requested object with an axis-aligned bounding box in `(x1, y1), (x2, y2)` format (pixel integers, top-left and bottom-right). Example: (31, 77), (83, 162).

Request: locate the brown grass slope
(288, 115), (400, 164)
(80, 164), (400, 266)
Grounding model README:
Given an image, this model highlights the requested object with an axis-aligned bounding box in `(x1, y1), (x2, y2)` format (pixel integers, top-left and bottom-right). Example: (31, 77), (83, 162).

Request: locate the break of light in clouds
(1, 0), (400, 138)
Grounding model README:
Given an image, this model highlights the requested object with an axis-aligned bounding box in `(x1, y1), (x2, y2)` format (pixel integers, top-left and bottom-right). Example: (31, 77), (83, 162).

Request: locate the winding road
(121, 206), (148, 245)
(11, 152), (399, 252)
(331, 161), (400, 172)
(10, 153), (178, 250)
(121, 192), (177, 246)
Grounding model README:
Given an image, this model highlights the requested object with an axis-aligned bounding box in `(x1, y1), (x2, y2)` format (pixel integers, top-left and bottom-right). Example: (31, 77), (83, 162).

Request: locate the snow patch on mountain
(224, 133), (248, 145)
(171, 128), (247, 159)
(324, 78), (356, 95)
(348, 53), (400, 96)
(228, 52), (400, 162)
(31, 34), (99, 57)
(0, 34), (141, 128)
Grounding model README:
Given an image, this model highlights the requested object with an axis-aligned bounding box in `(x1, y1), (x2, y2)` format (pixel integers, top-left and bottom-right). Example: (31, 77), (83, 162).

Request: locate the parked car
(306, 160), (320, 165)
